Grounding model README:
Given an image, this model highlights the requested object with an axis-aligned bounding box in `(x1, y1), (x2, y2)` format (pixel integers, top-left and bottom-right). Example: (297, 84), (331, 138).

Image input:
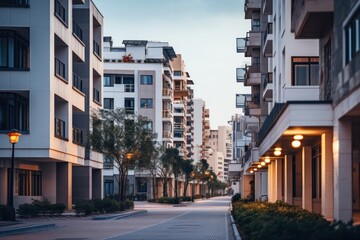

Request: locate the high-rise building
(193, 99), (210, 163)
(0, 0), (104, 209)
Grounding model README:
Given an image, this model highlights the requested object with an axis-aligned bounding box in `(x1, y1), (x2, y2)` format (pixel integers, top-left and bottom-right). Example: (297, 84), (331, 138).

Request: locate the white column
(56, 162), (73, 210)
(267, 163), (273, 202)
(333, 120), (352, 222)
(255, 172), (261, 200)
(302, 146), (312, 211)
(321, 132), (334, 220)
(261, 172), (268, 198)
(243, 174), (252, 199)
(284, 155), (293, 204)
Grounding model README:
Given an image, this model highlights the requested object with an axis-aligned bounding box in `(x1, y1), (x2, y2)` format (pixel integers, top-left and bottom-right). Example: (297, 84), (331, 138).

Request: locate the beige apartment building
(0, 0), (104, 209)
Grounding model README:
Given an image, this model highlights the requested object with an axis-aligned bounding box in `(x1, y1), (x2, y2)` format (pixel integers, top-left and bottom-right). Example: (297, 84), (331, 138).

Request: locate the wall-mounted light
(265, 157), (270, 163)
(274, 147), (282, 156)
(257, 164), (262, 168)
(254, 168), (258, 171)
(250, 170), (254, 173)
(261, 162), (266, 166)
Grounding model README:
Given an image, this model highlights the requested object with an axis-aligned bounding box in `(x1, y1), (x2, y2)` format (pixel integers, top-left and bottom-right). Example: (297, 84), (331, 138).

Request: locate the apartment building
(0, 0), (104, 209)
(208, 130), (225, 182)
(193, 99), (211, 163)
(102, 37), (196, 199)
(186, 87), (195, 160)
(236, 0), (360, 222)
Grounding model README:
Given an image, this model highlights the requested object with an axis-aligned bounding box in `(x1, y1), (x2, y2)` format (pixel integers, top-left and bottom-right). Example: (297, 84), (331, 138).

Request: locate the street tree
(181, 159), (194, 197)
(89, 108), (157, 202)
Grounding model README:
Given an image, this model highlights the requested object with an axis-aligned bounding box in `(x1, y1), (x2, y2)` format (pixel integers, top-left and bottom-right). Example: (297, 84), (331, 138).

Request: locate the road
(2, 196), (235, 240)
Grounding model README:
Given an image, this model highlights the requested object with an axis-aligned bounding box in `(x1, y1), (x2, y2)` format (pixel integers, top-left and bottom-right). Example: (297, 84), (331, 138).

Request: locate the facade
(0, 0), (104, 209)
(207, 130), (225, 182)
(193, 99), (211, 163)
(235, 0), (360, 222)
(102, 37), (195, 199)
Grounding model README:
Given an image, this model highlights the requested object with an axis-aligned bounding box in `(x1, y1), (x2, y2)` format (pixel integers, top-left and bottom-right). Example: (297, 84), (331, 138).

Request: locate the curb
(0, 223), (56, 237)
(229, 214), (241, 240)
(92, 210), (147, 220)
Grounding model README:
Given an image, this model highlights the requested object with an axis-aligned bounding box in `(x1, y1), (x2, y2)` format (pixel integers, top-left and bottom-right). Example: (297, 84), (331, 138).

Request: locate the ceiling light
(250, 170), (254, 173)
(258, 164), (262, 168)
(291, 139), (301, 148)
(265, 157), (270, 163)
(274, 148), (282, 156)
(261, 162), (266, 166)
(294, 135), (303, 140)
(254, 168), (258, 171)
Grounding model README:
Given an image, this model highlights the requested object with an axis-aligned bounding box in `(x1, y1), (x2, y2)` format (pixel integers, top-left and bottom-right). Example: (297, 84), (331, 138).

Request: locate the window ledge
(72, 33), (85, 46)
(93, 99), (102, 106)
(55, 74), (68, 84)
(55, 135), (69, 141)
(72, 86), (85, 96)
(54, 13), (68, 28)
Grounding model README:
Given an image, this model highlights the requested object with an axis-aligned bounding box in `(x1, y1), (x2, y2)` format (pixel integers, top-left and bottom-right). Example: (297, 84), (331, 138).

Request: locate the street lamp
(7, 129), (21, 221)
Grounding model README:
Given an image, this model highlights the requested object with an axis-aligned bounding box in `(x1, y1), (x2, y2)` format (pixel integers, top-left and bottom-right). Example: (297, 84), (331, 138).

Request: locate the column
(321, 132), (334, 220)
(243, 174), (252, 199)
(333, 120), (352, 222)
(267, 162), (273, 202)
(57, 162), (72, 210)
(275, 159), (283, 201)
(0, 168), (8, 205)
(261, 172), (268, 199)
(72, 166), (91, 203)
(92, 168), (103, 199)
(255, 172), (261, 200)
(284, 155), (293, 204)
(302, 146), (312, 211)
(42, 162), (57, 204)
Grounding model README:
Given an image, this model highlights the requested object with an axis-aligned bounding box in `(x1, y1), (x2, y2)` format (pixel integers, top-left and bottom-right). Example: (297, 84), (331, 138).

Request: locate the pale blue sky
(93, 0), (250, 128)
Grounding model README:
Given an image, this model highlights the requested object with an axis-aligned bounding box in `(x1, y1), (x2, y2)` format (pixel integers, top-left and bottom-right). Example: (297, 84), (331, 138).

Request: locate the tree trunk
(174, 174), (178, 199)
(183, 179), (189, 197)
(163, 180), (168, 197)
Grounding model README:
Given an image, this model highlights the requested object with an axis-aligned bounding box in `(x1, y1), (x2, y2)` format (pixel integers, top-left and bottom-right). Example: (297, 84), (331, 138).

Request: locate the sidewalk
(0, 209), (147, 237)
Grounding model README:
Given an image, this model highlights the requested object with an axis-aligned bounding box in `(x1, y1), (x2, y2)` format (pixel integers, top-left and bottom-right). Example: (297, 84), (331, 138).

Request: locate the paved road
(2, 196), (234, 240)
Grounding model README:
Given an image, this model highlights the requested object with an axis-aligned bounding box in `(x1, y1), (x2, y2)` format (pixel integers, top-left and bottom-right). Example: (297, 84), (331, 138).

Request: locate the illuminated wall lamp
(261, 162), (266, 166)
(264, 157), (270, 163)
(250, 170), (254, 173)
(254, 168), (258, 171)
(291, 140), (301, 148)
(257, 164), (262, 168)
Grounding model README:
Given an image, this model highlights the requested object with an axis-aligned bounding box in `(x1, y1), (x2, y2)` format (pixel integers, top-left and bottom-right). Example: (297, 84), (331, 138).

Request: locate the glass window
(0, 92), (29, 132)
(140, 75), (153, 85)
(145, 121), (153, 130)
(103, 98), (114, 110)
(0, 30), (29, 70)
(124, 98), (134, 114)
(252, 19), (260, 31)
(345, 10), (360, 64)
(17, 169), (42, 196)
(104, 180), (114, 197)
(173, 71), (182, 76)
(103, 75), (112, 87)
(140, 98), (153, 108)
(292, 57), (319, 86)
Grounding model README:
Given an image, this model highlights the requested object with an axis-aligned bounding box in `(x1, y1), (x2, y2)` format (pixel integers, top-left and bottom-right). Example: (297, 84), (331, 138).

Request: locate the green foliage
(180, 196), (192, 202)
(231, 193), (241, 203)
(74, 200), (95, 216)
(74, 198), (133, 216)
(0, 205), (16, 220)
(17, 199), (66, 218)
(125, 199), (134, 210)
(232, 201), (360, 240)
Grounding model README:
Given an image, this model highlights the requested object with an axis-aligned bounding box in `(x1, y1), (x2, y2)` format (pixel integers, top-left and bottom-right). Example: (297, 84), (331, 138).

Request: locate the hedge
(17, 199), (65, 218)
(232, 201), (360, 240)
(74, 198), (134, 216)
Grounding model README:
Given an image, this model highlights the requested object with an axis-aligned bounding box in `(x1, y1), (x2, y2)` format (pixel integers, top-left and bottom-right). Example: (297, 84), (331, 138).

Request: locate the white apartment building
(193, 99), (210, 164)
(207, 130), (225, 182)
(0, 0), (104, 209)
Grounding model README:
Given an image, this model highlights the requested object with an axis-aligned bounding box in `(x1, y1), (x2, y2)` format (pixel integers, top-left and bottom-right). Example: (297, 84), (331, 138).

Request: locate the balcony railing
(257, 103), (286, 145)
(124, 84), (134, 92)
(236, 38), (246, 53)
(0, 0), (29, 7)
(55, 57), (66, 80)
(72, 20), (83, 42)
(55, 118), (66, 140)
(162, 89), (172, 97)
(162, 131), (172, 138)
(263, 23), (273, 43)
(93, 87), (101, 104)
(125, 107), (134, 114)
(236, 68), (245, 83)
(55, 0), (66, 25)
(73, 127), (83, 145)
(93, 40), (101, 58)
(263, 72), (273, 89)
(73, 73), (83, 92)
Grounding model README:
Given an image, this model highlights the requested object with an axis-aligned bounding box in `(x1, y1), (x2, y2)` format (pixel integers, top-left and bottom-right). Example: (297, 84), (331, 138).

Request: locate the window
(136, 178), (147, 192)
(140, 75), (153, 85)
(252, 19), (260, 32)
(0, 30), (29, 70)
(104, 180), (114, 197)
(0, 0), (29, 7)
(115, 74), (135, 92)
(145, 121), (153, 130)
(173, 71), (182, 76)
(0, 92), (29, 132)
(345, 9), (360, 64)
(103, 156), (113, 169)
(103, 75), (113, 87)
(17, 169), (42, 196)
(54, 0), (67, 25)
(124, 98), (134, 114)
(104, 98), (114, 110)
(55, 117), (66, 139)
(55, 57), (66, 80)
(93, 87), (100, 103)
(140, 98), (153, 108)
(292, 57), (319, 86)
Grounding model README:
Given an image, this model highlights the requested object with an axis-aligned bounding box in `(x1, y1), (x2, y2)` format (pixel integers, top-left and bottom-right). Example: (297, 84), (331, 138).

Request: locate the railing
(93, 87), (100, 103)
(263, 22), (273, 43)
(236, 38), (246, 53)
(263, 72), (273, 89)
(93, 40), (101, 58)
(0, 0), (29, 7)
(125, 107), (135, 114)
(162, 131), (172, 138)
(162, 89), (172, 97)
(124, 84), (134, 92)
(73, 73), (83, 92)
(257, 103), (286, 145)
(236, 68), (245, 82)
(55, 118), (66, 139)
(73, 127), (83, 145)
(162, 110), (172, 118)
(55, 57), (66, 80)
(73, 20), (83, 42)
(55, 0), (66, 24)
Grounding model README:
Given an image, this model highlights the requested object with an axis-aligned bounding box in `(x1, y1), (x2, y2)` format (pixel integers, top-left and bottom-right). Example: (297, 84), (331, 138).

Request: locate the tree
(89, 108), (157, 202)
(181, 159), (194, 197)
(157, 148), (182, 198)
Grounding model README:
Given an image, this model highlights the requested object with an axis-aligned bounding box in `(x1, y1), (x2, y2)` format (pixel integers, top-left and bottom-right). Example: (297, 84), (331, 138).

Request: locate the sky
(92, 0), (250, 128)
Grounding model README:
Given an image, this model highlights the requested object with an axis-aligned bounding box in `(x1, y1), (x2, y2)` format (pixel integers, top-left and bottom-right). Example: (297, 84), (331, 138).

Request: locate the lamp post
(7, 129), (21, 221)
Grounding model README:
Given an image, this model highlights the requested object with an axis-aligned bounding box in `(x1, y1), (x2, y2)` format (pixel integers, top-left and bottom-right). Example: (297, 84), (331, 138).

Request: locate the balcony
(262, 0), (273, 15)
(55, 57), (66, 81)
(291, 0), (334, 39)
(257, 103), (286, 143)
(55, 0), (67, 26)
(236, 68), (245, 83)
(162, 88), (172, 100)
(263, 23), (273, 57)
(72, 20), (84, 43)
(204, 109), (210, 118)
(245, 31), (261, 57)
(73, 73), (83, 93)
(73, 127), (84, 145)
(244, 65), (261, 86)
(236, 94), (248, 108)
(162, 131), (172, 139)
(174, 87), (188, 98)
(162, 110), (173, 119)
(262, 73), (273, 101)
(236, 38), (246, 53)
(93, 40), (101, 58)
(244, 0), (261, 19)
(93, 87), (101, 105)
(55, 118), (67, 140)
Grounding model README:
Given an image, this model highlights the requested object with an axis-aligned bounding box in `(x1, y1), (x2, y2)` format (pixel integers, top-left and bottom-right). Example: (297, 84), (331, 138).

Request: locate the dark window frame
(104, 98), (114, 110)
(0, 92), (29, 132)
(291, 57), (319, 86)
(140, 98), (153, 108)
(345, 9), (360, 64)
(140, 75), (153, 85)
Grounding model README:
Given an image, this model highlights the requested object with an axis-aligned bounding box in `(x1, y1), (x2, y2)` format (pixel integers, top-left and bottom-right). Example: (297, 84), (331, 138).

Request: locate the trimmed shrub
(74, 200), (94, 216)
(0, 205), (16, 220)
(125, 199), (134, 210)
(232, 201), (360, 240)
(180, 196), (192, 202)
(17, 203), (40, 218)
(231, 193), (241, 203)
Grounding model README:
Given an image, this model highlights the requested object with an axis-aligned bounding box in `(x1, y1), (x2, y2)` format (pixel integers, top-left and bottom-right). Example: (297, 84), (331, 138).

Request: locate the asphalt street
(1, 196), (235, 240)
